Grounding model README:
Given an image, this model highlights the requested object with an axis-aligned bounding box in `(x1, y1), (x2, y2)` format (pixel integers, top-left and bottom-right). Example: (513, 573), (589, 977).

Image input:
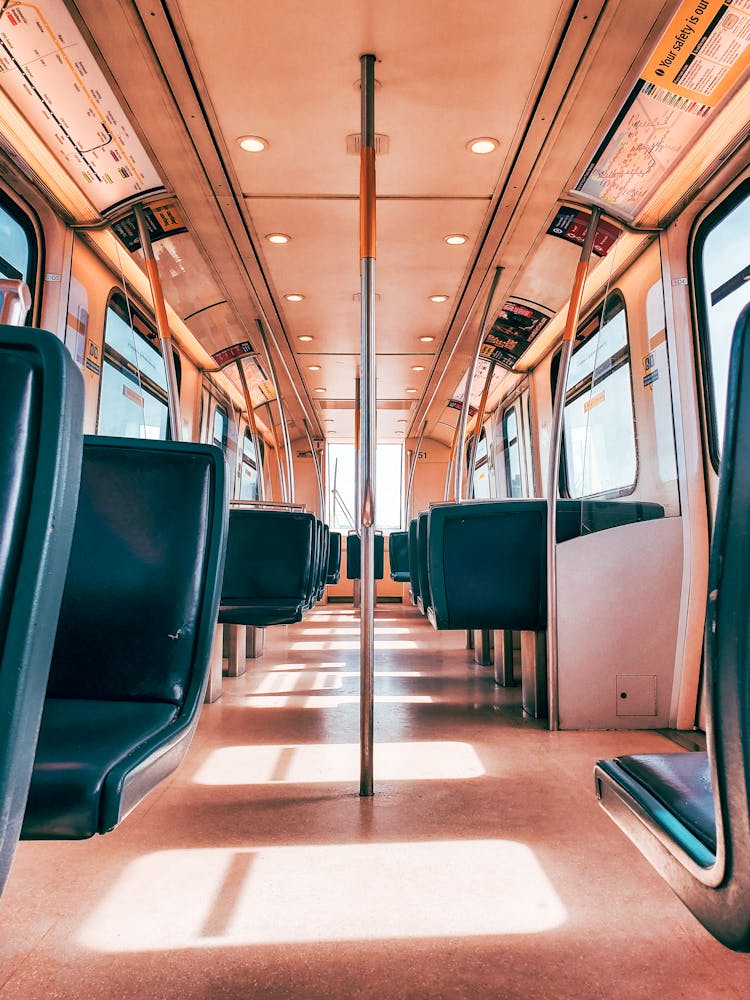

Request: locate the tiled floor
(1, 604), (749, 998)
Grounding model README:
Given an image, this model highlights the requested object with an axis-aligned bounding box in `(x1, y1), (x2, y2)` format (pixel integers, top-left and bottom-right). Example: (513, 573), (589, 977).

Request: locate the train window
(240, 431), (260, 500)
(98, 293), (178, 440)
(0, 192), (38, 319)
(560, 294), (637, 499)
(471, 428), (492, 499)
(646, 281), (679, 489)
(327, 442), (403, 532)
(502, 406), (523, 498)
(694, 181), (750, 467)
(212, 406), (229, 452)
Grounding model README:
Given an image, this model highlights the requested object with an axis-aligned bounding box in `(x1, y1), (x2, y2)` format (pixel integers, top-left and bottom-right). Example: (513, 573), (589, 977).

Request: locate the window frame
(212, 404), (229, 452)
(97, 289), (181, 440)
(239, 428), (263, 501)
(556, 290), (639, 500)
(692, 177), (750, 473)
(0, 187), (42, 325)
(502, 404), (524, 498)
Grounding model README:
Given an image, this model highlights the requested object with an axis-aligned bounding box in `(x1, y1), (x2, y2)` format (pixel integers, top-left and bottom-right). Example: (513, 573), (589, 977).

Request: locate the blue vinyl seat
(219, 508), (316, 626)
(22, 436), (227, 840)
(408, 517), (420, 605)
(426, 498), (664, 631)
(595, 304), (750, 951)
(0, 327), (83, 890)
(388, 530), (410, 583)
(415, 512), (431, 616)
(327, 531), (342, 584)
(346, 531), (384, 580)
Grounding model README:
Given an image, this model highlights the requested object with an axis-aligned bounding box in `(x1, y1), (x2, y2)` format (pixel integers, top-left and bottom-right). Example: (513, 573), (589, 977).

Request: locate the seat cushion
(616, 752), (716, 852)
(219, 599), (306, 626)
(22, 699), (178, 840)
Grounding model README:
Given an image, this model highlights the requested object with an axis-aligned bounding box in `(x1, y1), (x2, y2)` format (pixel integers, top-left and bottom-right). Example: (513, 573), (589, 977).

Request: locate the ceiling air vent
(346, 134), (390, 155)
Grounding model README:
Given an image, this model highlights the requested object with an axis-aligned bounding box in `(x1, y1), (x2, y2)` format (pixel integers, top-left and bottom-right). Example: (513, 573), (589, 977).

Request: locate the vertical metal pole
(444, 416), (461, 501)
(454, 266), (503, 501)
(354, 375), (361, 523)
(259, 401), (286, 502)
(466, 359), (496, 496)
(256, 319), (295, 502)
(359, 53), (377, 798)
(546, 207), (601, 732)
(235, 360), (266, 502)
(134, 204), (182, 441)
(353, 374), (361, 608)
(303, 418), (325, 518)
(404, 418), (427, 525)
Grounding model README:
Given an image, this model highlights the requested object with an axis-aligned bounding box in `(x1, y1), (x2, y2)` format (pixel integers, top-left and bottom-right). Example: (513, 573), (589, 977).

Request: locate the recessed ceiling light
(307, 364), (322, 371)
(238, 135), (268, 152)
(406, 387), (418, 393)
(419, 336), (435, 343)
(412, 365), (425, 372)
(298, 335), (314, 342)
(266, 233), (290, 244)
(467, 137), (498, 154)
(429, 294), (449, 303)
(285, 293), (304, 302)
(315, 387), (326, 393)
(444, 234), (468, 245)
(397, 419), (407, 423)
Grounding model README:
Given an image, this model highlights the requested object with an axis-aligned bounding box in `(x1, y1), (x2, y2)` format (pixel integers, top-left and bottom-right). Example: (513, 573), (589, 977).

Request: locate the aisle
(1, 605), (748, 999)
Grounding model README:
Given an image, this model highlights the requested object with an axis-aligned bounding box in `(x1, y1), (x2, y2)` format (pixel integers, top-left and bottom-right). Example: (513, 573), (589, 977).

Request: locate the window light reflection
(252, 672), (343, 695)
(241, 694), (435, 709)
(193, 741), (483, 785)
(291, 640), (418, 651)
(299, 627), (411, 636)
(269, 661), (346, 672)
(77, 841), (567, 951)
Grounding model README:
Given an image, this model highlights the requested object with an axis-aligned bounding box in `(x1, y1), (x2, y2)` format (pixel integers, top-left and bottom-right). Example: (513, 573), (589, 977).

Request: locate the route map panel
(575, 0), (750, 220)
(0, 1), (162, 212)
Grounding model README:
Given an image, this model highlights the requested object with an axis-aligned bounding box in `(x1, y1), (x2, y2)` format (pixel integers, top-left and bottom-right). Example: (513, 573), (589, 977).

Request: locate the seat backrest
(556, 498), (664, 542)
(46, 437), (227, 707)
(346, 531), (385, 579)
(388, 530), (410, 579)
(408, 518), (420, 602)
(222, 508), (315, 602)
(0, 326), (83, 893)
(313, 521), (329, 601)
(703, 301), (750, 941)
(327, 531), (342, 584)
(428, 500), (547, 630)
(416, 512), (430, 611)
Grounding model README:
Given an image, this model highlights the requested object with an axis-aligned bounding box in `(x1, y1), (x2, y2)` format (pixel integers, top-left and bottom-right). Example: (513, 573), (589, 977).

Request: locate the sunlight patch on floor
(193, 741), (484, 784)
(251, 671), (344, 694)
(298, 626), (411, 636)
(77, 840), (567, 951)
(247, 669), (426, 695)
(239, 694), (435, 708)
(268, 661), (346, 672)
(292, 640), (418, 651)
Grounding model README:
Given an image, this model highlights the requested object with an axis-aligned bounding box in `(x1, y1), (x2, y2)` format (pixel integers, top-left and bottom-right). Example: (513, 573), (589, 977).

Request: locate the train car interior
(1, 1), (750, 996)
